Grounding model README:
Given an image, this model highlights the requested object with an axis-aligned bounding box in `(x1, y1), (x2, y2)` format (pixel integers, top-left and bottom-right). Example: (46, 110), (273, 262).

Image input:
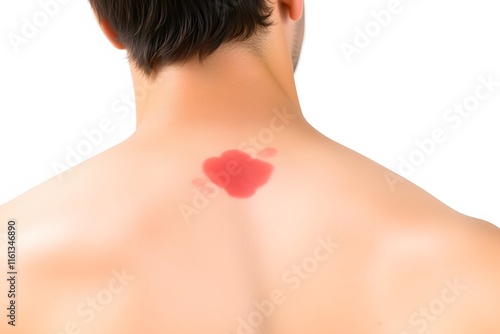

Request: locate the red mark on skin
(258, 147), (278, 159)
(203, 150), (274, 198)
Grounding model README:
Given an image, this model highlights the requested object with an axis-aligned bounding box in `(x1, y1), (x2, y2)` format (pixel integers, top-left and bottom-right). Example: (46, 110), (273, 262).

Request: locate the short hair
(89, 0), (275, 76)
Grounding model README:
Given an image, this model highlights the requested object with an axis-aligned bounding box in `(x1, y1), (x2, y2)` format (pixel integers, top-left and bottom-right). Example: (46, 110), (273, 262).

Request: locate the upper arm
(475, 220), (500, 331)
(381, 216), (500, 334)
(452, 218), (500, 332)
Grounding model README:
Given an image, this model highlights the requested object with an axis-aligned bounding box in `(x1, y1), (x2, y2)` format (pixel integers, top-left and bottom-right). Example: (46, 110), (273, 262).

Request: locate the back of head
(89, 0), (275, 75)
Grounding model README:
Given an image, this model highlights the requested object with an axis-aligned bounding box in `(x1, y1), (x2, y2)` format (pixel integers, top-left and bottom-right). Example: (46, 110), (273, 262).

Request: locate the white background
(0, 0), (498, 226)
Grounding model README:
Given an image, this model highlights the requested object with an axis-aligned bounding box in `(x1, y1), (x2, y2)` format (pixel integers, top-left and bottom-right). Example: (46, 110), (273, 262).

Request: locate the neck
(130, 42), (306, 138)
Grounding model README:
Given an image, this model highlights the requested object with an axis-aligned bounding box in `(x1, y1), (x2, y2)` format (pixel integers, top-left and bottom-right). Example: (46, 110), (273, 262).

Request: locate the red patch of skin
(202, 150), (275, 198)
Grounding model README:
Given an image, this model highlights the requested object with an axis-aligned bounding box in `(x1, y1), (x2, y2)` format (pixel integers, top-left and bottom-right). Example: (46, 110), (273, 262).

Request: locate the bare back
(1, 109), (499, 334)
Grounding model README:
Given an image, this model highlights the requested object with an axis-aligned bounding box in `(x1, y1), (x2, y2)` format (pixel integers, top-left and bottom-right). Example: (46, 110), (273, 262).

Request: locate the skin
(1, 0), (499, 333)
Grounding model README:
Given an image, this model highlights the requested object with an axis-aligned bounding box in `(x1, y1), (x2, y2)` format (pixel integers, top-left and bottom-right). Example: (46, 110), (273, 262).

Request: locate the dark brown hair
(89, 0), (275, 75)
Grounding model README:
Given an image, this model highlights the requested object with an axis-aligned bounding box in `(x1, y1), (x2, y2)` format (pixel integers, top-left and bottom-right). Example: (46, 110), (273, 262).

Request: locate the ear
(282, 0), (304, 22)
(92, 10), (126, 50)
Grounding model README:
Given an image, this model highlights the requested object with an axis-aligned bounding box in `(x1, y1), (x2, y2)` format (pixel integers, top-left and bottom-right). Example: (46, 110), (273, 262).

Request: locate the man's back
(2, 0), (499, 331)
(1, 104), (498, 333)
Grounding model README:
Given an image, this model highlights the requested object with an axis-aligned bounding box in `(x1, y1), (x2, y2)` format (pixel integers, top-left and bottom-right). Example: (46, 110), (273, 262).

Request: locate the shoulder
(453, 218), (500, 331)
(372, 214), (500, 333)
(304, 138), (500, 331)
